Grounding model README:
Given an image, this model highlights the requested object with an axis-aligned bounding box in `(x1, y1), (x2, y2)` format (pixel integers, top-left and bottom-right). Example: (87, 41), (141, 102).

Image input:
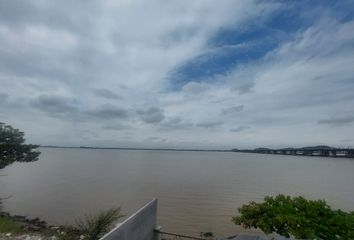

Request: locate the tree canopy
(232, 194), (354, 240)
(0, 122), (40, 169)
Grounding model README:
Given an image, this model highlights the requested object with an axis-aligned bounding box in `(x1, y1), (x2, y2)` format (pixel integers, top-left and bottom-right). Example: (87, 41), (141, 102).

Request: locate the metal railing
(156, 230), (207, 240)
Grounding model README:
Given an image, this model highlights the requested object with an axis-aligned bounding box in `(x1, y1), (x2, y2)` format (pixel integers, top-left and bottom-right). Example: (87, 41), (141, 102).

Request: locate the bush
(232, 194), (354, 239)
(75, 207), (124, 240)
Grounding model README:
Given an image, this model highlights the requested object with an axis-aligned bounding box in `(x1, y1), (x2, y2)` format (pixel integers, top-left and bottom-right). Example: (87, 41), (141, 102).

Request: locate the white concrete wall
(100, 199), (158, 240)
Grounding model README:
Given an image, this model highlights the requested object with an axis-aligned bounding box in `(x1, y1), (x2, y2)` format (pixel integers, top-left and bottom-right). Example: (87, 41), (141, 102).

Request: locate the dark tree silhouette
(0, 122), (40, 169)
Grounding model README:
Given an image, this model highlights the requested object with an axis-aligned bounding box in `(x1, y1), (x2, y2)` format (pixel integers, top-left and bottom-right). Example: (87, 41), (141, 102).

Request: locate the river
(0, 148), (353, 236)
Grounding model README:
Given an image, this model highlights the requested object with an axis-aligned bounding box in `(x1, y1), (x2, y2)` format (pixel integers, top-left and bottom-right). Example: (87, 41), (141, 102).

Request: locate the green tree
(0, 122), (40, 169)
(232, 194), (354, 240)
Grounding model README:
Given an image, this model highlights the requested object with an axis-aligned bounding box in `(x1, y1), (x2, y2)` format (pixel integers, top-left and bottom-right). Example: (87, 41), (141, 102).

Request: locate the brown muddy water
(0, 148), (353, 236)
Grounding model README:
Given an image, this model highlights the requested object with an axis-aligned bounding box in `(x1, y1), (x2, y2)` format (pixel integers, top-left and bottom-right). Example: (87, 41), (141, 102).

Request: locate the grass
(0, 215), (81, 239)
(0, 207), (123, 240)
(0, 215), (24, 234)
(75, 207), (124, 240)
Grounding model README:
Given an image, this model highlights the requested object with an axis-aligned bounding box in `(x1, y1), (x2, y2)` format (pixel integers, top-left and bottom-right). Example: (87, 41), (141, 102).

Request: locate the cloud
(88, 106), (128, 120)
(0, 92), (25, 112)
(0, 92), (8, 101)
(92, 88), (122, 100)
(196, 121), (223, 128)
(31, 95), (79, 120)
(222, 105), (244, 115)
(146, 137), (168, 142)
(318, 116), (354, 126)
(1, 1), (354, 148)
(160, 117), (193, 130)
(137, 107), (165, 124)
(103, 124), (131, 131)
(31, 95), (128, 121)
(182, 82), (209, 94)
(230, 126), (249, 132)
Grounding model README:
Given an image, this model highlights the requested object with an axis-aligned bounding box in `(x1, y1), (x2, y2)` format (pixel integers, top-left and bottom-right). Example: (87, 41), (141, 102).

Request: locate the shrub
(75, 207), (124, 240)
(232, 194), (354, 239)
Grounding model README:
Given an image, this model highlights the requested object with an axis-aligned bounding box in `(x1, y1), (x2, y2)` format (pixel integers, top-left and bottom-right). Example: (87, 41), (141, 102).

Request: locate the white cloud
(1, 1), (354, 148)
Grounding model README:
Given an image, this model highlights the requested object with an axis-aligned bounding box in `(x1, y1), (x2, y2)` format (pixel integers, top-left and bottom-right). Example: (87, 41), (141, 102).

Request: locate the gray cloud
(196, 121), (223, 128)
(0, 93), (8, 100)
(88, 106), (128, 120)
(160, 117), (193, 130)
(222, 105), (244, 115)
(182, 82), (209, 94)
(230, 82), (254, 94)
(318, 116), (354, 126)
(103, 124), (131, 131)
(0, 1), (97, 34)
(230, 126), (249, 132)
(31, 95), (128, 121)
(93, 88), (122, 100)
(0, 93), (25, 109)
(31, 95), (78, 119)
(137, 107), (165, 124)
(146, 137), (168, 142)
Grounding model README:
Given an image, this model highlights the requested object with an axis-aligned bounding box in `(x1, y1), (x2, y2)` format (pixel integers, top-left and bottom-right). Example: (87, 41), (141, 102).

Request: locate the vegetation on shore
(233, 194), (354, 240)
(75, 207), (124, 240)
(0, 214), (23, 234)
(0, 212), (79, 239)
(0, 208), (123, 240)
(0, 122), (40, 169)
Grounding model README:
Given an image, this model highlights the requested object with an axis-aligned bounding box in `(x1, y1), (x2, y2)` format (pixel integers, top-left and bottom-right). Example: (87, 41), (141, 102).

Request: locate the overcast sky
(1, 0), (354, 149)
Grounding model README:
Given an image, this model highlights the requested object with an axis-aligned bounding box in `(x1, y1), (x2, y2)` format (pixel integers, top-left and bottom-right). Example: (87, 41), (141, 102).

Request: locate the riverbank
(0, 234), (55, 240)
(0, 212), (81, 240)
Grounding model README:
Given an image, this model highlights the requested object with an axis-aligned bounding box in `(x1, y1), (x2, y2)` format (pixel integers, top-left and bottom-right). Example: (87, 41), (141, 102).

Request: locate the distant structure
(232, 146), (354, 158)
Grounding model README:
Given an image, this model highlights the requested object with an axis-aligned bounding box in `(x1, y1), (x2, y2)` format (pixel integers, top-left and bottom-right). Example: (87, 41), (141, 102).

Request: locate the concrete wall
(100, 198), (158, 240)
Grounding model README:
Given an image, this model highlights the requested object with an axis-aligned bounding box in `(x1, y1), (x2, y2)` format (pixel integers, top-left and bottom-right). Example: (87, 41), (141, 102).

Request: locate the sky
(1, 0), (354, 149)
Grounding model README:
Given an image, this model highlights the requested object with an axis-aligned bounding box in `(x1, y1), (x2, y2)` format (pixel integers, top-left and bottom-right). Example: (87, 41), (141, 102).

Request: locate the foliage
(0, 215), (24, 234)
(0, 214), (81, 239)
(232, 194), (354, 239)
(0, 122), (40, 169)
(75, 207), (124, 240)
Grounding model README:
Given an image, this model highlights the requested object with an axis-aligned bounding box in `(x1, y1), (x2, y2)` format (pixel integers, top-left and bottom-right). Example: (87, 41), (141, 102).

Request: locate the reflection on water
(0, 148), (353, 236)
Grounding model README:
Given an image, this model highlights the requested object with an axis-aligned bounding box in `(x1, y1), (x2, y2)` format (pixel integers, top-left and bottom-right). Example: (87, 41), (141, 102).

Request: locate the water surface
(0, 148), (353, 236)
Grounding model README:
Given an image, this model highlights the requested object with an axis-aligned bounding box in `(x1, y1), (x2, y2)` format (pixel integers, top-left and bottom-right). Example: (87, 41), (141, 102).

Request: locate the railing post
(154, 226), (161, 240)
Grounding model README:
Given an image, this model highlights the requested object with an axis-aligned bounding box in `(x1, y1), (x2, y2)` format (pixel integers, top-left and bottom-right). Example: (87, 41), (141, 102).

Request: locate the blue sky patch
(168, 0), (354, 90)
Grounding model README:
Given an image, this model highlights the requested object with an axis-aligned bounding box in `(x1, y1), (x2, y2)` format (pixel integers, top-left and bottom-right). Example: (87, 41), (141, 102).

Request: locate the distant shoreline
(40, 145), (354, 158)
(40, 145), (231, 152)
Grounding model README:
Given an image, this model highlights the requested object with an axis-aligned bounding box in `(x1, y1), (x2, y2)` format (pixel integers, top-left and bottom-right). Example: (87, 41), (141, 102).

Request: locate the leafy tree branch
(0, 122), (40, 169)
(233, 194), (354, 239)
